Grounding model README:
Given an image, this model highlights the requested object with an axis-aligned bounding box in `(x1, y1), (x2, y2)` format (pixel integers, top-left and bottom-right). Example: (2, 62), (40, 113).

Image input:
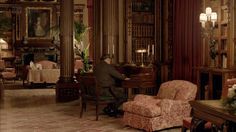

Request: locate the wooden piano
(115, 65), (157, 100)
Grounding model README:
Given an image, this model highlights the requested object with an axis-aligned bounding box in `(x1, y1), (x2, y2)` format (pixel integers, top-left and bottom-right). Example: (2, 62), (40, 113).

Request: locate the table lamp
(135, 49), (147, 67)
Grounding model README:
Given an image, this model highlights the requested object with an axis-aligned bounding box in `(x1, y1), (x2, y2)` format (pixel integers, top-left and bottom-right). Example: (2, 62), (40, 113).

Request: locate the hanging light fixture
(199, 7), (217, 28)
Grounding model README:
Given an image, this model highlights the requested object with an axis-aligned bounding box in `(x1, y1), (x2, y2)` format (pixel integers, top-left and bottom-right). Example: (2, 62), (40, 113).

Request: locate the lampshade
(136, 49), (147, 53)
(199, 13), (207, 22)
(211, 12), (217, 21)
(205, 7), (212, 16)
(211, 12), (217, 27)
(199, 13), (207, 28)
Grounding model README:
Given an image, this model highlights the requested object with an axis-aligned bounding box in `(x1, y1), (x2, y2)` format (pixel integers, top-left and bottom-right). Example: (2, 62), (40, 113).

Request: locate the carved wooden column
(56, 0), (80, 102)
(94, 0), (122, 64)
(102, 0), (119, 63)
(87, 0), (94, 62)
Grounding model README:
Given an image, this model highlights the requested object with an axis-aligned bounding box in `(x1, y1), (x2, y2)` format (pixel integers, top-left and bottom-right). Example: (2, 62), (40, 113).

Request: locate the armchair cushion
(123, 100), (161, 118)
(160, 99), (191, 116)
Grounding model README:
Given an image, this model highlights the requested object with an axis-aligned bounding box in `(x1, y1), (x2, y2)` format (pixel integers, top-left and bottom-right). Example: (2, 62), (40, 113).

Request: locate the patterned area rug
(0, 82), (181, 132)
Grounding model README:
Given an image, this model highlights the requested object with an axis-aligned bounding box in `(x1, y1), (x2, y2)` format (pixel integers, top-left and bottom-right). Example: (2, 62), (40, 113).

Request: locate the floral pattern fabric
(123, 80), (197, 131)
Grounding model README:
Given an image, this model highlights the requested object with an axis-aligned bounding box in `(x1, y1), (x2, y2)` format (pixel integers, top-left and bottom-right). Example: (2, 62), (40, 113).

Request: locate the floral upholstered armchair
(123, 80), (197, 132)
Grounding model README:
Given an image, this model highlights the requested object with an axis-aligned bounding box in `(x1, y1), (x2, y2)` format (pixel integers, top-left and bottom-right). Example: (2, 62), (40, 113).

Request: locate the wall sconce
(199, 7), (217, 28)
(199, 7), (218, 66)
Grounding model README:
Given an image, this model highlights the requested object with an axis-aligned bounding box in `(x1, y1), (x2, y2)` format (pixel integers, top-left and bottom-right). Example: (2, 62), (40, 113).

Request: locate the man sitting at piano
(94, 54), (130, 115)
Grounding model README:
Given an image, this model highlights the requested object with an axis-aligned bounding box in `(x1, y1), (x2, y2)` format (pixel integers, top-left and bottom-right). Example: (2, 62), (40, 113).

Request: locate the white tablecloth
(28, 69), (60, 83)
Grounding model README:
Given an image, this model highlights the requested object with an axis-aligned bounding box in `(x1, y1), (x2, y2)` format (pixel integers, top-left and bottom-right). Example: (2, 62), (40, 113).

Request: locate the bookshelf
(197, 0), (236, 100)
(202, 0), (232, 68)
(218, 0), (229, 68)
(125, 0), (156, 66)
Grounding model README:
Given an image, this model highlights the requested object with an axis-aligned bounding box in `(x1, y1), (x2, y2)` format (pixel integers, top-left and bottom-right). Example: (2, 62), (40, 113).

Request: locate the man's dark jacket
(94, 61), (125, 87)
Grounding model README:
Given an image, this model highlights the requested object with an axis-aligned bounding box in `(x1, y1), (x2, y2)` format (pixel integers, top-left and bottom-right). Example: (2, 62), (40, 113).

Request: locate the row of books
(131, 1), (154, 12)
(132, 14), (154, 24)
(221, 26), (228, 37)
(221, 10), (229, 22)
(132, 24), (154, 37)
(132, 38), (155, 49)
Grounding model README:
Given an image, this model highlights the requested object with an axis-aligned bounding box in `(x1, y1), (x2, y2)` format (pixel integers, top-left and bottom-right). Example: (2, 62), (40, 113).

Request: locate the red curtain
(172, 0), (201, 83)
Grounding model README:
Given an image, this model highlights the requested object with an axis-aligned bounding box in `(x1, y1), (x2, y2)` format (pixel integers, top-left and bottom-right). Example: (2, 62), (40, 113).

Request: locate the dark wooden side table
(190, 100), (236, 132)
(122, 73), (156, 100)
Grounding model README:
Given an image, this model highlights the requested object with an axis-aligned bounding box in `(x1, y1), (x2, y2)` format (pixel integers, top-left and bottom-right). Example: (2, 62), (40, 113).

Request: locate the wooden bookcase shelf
(125, 0), (156, 65)
(218, 0), (229, 68)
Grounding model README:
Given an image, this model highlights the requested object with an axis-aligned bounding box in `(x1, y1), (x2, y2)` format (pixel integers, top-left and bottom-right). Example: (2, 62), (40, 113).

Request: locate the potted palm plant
(74, 21), (90, 73)
(50, 21), (90, 72)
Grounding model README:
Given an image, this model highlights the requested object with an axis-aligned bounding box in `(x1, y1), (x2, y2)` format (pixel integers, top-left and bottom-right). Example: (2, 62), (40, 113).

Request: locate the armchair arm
(160, 99), (191, 117)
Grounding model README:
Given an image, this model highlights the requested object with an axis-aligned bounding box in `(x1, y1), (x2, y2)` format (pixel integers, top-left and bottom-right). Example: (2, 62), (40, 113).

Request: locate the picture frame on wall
(74, 5), (85, 23)
(25, 7), (52, 39)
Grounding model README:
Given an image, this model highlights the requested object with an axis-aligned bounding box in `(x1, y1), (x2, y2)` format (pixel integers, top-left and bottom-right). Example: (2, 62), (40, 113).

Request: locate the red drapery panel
(173, 0), (201, 83)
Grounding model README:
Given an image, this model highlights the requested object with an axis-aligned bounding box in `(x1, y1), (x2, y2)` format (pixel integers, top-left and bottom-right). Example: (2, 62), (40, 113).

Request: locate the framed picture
(26, 7), (52, 39)
(74, 5), (85, 23)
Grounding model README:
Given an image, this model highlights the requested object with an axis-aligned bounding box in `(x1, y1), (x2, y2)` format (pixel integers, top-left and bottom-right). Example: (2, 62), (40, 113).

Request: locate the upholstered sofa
(123, 80), (197, 132)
